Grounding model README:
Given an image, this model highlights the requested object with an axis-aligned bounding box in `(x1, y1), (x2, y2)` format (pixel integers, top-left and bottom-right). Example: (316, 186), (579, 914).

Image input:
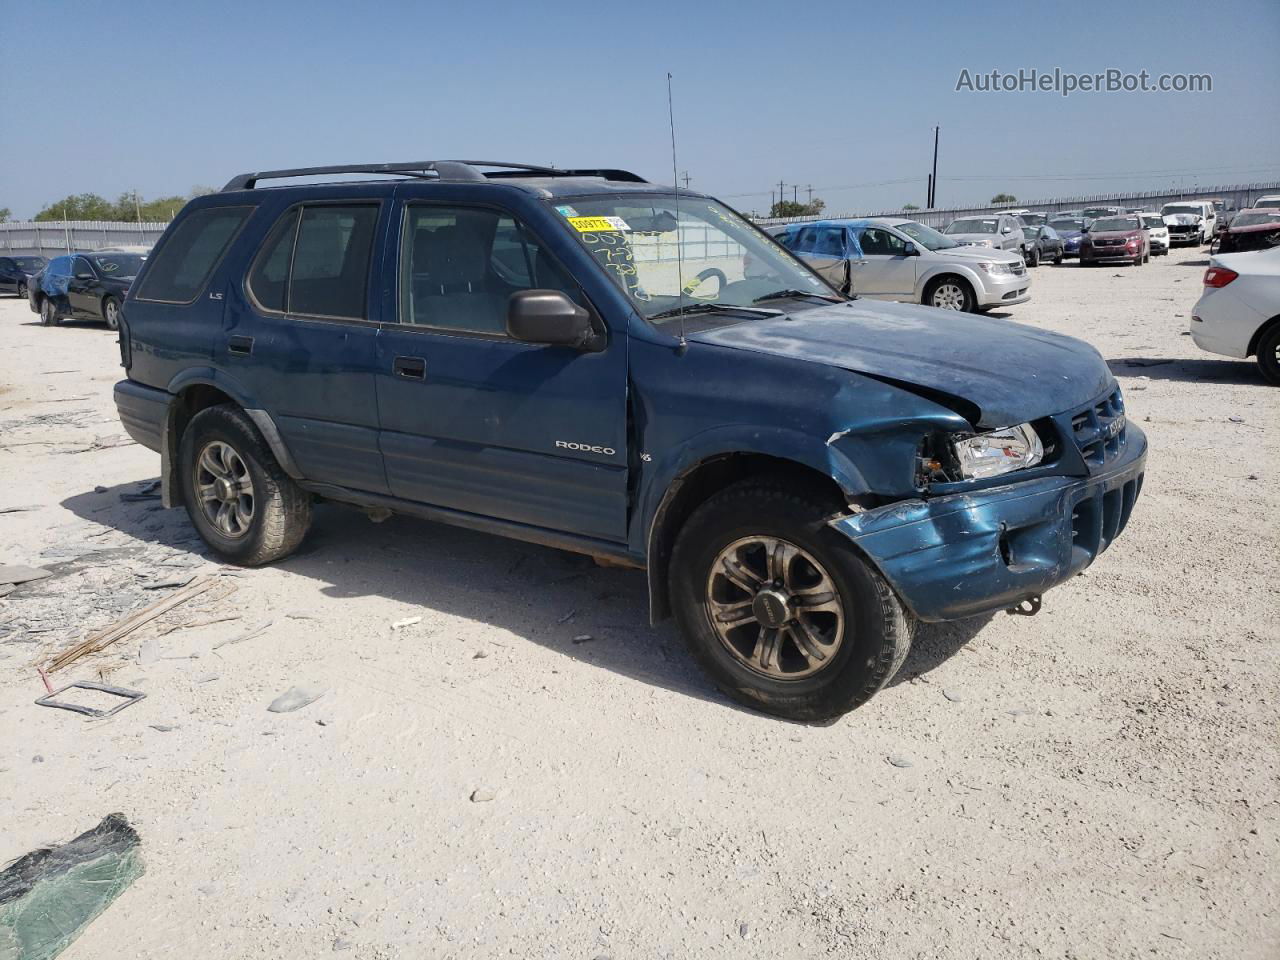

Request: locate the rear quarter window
(135, 205), (252, 303)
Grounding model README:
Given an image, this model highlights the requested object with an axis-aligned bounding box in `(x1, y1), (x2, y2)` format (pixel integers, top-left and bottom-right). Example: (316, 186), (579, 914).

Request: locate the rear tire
(1026, 247), (1040, 268)
(1054, 251), (1064, 265)
(179, 404), (312, 565)
(1257, 325), (1280, 386)
(39, 298), (57, 326)
(669, 477), (914, 720)
(16, 281), (26, 299)
(923, 275), (976, 312)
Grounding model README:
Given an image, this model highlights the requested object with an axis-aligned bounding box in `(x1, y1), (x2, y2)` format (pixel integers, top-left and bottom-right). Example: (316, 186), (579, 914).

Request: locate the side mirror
(1001, 226), (1012, 234)
(507, 290), (595, 348)
(902, 242), (918, 257)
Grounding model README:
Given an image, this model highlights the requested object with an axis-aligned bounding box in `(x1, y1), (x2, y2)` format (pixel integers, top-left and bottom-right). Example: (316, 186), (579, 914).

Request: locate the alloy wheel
(931, 282), (966, 310)
(195, 440), (255, 538)
(704, 536), (845, 680)
(105, 299), (119, 328)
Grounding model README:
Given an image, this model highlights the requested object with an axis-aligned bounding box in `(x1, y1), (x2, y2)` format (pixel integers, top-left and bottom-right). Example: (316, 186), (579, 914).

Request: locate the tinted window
(136, 205), (251, 302)
(0, 259), (13, 270)
(247, 209), (298, 313)
(400, 206), (577, 335)
(859, 227), (907, 256)
(289, 205), (378, 319)
(72, 257), (95, 277)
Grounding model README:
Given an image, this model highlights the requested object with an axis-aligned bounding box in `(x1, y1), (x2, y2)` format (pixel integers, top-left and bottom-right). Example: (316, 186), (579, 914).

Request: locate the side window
(136, 205), (251, 303)
(247, 209), (299, 313)
(814, 228), (846, 257)
(245, 204), (378, 319)
(860, 228), (906, 256)
(289, 205), (379, 319)
(400, 206), (577, 335)
(73, 257), (94, 277)
(0, 259), (13, 271)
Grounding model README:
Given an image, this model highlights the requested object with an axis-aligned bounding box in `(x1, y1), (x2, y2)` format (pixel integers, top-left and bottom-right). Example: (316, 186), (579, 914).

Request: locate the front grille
(1095, 238), (1125, 247)
(1067, 389), (1127, 467)
(1010, 262), (1026, 276)
(1071, 473), (1143, 559)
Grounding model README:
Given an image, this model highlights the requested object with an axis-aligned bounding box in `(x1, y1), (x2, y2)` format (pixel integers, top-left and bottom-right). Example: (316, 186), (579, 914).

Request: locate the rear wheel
(1026, 246), (1040, 268)
(103, 296), (121, 330)
(39, 298), (57, 326)
(16, 281), (26, 299)
(1257, 324), (1280, 386)
(179, 404), (312, 565)
(1054, 250), (1064, 265)
(669, 478), (913, 720)
(923, 275), (976, 312)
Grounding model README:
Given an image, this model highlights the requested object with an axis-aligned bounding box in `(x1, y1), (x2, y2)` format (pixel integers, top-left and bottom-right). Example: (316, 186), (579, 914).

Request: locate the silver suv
(943, 213), (1026, 253)
(773, 217), (1030, 312)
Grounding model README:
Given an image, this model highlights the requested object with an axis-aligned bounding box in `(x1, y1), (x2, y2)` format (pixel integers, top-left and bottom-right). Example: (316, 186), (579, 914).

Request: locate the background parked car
(1049, 216), (1087, 259)
(1215, 208), (1280, 254)
(1137, 212), (1170, 255)
(1079, 215), (1150, 266)
(942, 214), (1025, 253)
(1016, 212), (1049, 227)
(1082, 206), (1122, 220)
(0, 255), (48, 298)
(1161, 200), (1217, 246)
(28, 251), (143, 329)
(1020, 225), (1065, 266)
(775, 217), (1030, 312)
(1252, 194), (1280, 209)
(1190, 246), (1280, 384)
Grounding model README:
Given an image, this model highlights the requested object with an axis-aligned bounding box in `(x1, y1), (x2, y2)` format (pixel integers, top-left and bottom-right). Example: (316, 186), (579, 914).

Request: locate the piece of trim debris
(46, 576), (225, 673)
(142, 574), (198, 590)
(0, 564), (54, 587)
(211, 618), (273, 651)
(391, 616), (422, 630)
(0, 505), (40, 515)
(36, 681), (146, 718)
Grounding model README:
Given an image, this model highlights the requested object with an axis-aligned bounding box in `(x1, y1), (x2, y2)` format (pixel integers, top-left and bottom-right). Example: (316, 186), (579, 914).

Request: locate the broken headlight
(951, 423), (1044, 480)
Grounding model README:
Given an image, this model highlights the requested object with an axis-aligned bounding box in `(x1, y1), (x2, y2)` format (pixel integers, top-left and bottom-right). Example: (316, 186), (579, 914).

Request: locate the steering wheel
(683, 267), (728, 298)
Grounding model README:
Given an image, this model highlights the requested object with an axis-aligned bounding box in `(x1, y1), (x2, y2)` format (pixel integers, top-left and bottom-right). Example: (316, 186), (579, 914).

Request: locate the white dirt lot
(1, 248), (1276, 959)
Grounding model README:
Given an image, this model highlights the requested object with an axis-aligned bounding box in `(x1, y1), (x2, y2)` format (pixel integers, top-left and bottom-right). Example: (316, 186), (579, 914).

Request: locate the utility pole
(777, 180), (786, 210)
(930, 126), (940, 208)
(680, 171), (691, 189)
(793, 185), (798, 205)
(927, 174), (933, 209)
(806, 185), (814, 204)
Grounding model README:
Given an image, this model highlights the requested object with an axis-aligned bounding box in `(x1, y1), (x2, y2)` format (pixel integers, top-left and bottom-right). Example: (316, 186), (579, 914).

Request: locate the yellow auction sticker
(568, 216), (630, 232)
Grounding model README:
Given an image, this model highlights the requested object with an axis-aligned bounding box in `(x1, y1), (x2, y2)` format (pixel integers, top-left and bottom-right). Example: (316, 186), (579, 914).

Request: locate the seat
(410, 220), (508, 334)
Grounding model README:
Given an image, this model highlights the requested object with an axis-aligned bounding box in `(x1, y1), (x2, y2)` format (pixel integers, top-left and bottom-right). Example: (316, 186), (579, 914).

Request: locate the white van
(1161, 200), (1217, 246)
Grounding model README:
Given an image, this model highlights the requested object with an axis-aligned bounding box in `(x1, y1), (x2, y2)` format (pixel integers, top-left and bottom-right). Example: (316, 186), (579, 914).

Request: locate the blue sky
(3, 0), (1278, 218)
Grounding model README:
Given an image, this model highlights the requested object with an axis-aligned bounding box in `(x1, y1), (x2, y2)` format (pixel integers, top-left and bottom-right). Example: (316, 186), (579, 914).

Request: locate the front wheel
(179, 404), (312, 565)
(103, 296), (121, 330)
(669, 478), (913, 720)
(16, 281), (26, 299)
(924, 276), (976, 312)
(1257, 325), (1280, 386)
(1054, 251), (1064, 265)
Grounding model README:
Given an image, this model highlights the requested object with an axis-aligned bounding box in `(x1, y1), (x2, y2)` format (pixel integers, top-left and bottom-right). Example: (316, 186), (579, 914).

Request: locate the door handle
(393, 356), (426, 380)
(228, 335), (254, 356)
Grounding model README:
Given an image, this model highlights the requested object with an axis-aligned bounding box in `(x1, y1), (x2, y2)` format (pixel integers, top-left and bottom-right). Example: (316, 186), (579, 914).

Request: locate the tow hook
(1007, 595), (1042, 617)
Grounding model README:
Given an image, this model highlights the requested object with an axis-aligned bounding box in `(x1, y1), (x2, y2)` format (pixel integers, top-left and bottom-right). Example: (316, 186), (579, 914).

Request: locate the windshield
(1092, 217), (1140, 232)
(90, 254), (144, 276)
(1139, 215), (1164, 229)
(1232, 211), (1280, 227)
(1162, 204), (1200, 216)
(1255, 197), (1280, 209)
(895, 220), (958, 251)
(554, 197), (838, 323)
(945, 218), (998, 234)
(1018, 214), (1047, 226)
(1050, 219), (1083, 232)
(14, 257), (47, 271)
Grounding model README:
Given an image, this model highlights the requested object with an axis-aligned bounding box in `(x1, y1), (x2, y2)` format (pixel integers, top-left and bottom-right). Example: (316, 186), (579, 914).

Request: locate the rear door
(374, 195), (629, 542)
(221, 192), (391, 495)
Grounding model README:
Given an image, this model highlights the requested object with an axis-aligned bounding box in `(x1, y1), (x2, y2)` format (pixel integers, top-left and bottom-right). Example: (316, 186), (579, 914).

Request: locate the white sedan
(1190, 247), (1280, 384)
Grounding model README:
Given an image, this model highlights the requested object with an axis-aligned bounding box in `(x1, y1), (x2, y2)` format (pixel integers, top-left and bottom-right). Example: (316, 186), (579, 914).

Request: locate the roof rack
(221, 161), (649, 192)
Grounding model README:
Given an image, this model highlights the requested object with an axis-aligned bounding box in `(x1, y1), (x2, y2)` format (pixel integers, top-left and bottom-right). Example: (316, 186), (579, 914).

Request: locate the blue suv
(113, 160), (1147, 720)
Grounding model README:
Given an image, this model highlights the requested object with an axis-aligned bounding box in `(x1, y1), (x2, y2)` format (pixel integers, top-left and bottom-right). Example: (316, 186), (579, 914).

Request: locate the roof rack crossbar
(221, 161), (649, 192)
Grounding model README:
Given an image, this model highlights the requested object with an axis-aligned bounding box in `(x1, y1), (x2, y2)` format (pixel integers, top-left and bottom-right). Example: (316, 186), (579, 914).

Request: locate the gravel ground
(1, 247), (1276, 959)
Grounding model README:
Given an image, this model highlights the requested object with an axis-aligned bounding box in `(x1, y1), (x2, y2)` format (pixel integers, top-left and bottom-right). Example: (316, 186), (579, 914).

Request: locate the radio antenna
(667, 72), (687, 346)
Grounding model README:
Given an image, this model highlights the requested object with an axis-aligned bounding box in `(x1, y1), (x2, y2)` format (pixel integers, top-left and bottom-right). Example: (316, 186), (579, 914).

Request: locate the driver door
(67, 257), (100, 316)
(852, 227), (917, 299)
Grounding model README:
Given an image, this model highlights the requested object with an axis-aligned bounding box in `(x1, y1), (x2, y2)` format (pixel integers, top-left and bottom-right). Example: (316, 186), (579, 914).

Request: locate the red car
(1216, 208), (1280, 254)
(1079, 215), (1150, 266)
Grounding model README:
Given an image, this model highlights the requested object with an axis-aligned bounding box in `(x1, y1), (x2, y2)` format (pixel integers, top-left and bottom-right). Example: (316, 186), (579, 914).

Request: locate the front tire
(179, 404), (312, 565)
(103, 296), (121, 330)
(923, 275), (976, 312)
(16, 281), (26, 299)
(669, 478), (913, 720)
(1257, 324), (1280, 386)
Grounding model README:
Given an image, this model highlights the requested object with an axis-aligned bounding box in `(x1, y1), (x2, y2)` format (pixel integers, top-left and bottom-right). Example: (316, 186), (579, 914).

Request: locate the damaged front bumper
(830, 424), (1147, 621)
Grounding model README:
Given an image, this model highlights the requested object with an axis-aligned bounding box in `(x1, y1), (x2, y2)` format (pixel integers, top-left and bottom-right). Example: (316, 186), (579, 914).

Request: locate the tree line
(0, 188), (215, 224)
